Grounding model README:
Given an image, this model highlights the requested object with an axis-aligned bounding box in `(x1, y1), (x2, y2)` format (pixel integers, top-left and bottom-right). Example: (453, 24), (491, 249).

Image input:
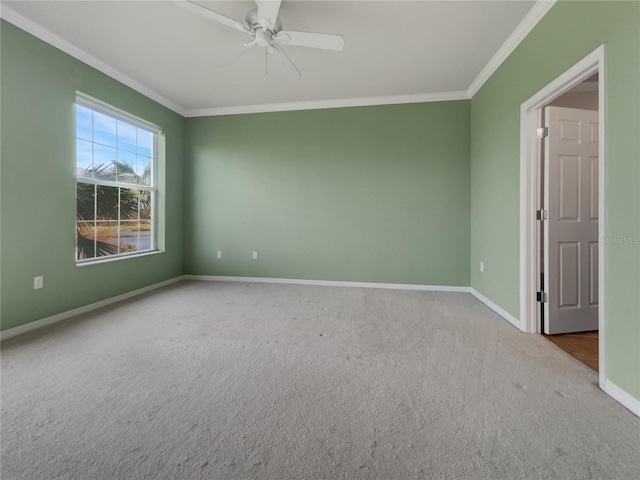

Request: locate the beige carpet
(2, 281), (639, 479)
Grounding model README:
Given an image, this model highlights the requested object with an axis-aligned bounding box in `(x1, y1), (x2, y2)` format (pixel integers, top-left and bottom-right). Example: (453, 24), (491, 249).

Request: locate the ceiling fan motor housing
(246, 9), (282, 34)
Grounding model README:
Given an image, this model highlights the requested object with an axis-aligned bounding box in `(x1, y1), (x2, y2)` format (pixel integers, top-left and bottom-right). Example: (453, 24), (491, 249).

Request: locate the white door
(544, 106), (599, 334)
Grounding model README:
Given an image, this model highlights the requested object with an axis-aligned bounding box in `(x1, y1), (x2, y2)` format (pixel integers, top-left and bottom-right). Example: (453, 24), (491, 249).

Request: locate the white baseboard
(603, 380), (640, 417)
(183, 275), (471, 293)
(0, 276), (185, 341)
(469, 288), (524, 331)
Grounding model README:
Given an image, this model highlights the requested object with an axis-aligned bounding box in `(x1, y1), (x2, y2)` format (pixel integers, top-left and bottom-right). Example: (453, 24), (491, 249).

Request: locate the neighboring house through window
(75, 93), (160, 262)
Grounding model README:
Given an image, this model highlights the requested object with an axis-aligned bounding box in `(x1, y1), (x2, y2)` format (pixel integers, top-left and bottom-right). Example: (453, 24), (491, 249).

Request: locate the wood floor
(544, 330), (598, 372)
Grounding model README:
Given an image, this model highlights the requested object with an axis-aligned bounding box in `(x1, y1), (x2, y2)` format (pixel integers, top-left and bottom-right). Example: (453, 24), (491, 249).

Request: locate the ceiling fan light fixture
(255, 29), (272, 47)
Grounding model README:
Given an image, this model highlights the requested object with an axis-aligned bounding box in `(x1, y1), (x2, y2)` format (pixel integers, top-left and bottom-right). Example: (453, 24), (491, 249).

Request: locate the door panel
(544, 106), (599, 334)
(559, 155), (580, 221)
(558, 242), (580, 308)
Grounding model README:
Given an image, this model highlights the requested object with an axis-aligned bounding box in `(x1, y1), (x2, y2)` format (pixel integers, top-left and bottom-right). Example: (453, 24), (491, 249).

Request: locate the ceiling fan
(174, 0), (345, 80)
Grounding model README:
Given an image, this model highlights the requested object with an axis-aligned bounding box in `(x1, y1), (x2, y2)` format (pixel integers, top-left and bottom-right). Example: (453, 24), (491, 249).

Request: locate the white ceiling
(1, 1), (548, 116)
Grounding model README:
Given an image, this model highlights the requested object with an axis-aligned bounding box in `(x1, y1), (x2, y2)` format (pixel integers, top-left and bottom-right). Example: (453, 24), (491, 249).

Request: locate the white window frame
(75, 93), (162, 263)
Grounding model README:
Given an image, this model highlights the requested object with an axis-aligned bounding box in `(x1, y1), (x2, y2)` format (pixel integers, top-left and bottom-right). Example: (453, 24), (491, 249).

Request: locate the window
(75, 94), (160, 262)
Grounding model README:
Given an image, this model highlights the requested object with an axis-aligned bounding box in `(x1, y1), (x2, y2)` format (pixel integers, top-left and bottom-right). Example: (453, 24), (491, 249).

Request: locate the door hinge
(537, 209), (548, 221)
(537, 291), (548, 303)
(536, 127), (549, 139)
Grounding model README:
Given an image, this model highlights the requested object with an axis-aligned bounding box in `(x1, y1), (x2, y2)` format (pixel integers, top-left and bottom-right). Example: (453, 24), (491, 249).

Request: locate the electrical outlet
(34, 276), (44, 289)
(480, 261), (484, 273)
(252, 251), (258, 260)
(216, 251), (222, 259)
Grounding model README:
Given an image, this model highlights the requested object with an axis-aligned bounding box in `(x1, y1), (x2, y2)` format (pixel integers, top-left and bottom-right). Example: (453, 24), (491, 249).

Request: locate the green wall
(0, 21), (186, 331)
(470, 1), (640, 398)
(185, 102), (471, 286)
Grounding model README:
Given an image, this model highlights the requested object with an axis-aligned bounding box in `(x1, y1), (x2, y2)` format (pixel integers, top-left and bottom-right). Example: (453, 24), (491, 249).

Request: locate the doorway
(540, 79), (599, 371)
(519, 46), (605, 386)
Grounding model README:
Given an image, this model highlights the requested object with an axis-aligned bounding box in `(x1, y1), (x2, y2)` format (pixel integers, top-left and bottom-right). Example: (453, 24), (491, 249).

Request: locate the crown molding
(2, 0), (556, 117)
(0, 4), (187, 116)
(184, 90), (470, 117)
(466, 0), (557, 98)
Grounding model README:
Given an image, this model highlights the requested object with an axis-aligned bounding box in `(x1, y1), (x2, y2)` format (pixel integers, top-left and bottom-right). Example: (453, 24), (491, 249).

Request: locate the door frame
(519, 45), (606, 388)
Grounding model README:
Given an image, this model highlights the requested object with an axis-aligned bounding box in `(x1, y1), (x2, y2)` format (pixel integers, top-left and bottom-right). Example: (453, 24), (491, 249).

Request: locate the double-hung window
(75, 93), (160, 262)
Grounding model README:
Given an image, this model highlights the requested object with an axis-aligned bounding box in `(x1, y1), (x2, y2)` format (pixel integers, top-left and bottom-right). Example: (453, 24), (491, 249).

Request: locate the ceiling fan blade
(269, 45), (301, 81)
(257, 0), (282, 30)
(274, 31), (344, 51)
(174, 1), (250, 34)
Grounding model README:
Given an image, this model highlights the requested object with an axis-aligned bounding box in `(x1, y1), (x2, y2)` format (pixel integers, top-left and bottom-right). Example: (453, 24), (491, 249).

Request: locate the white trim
(0, 5), (187, 117)
(520, 102), (543, 335)
(75, 249), (162, 267)
(603, 381), (640, 417)
(183, 275), (470, 292)
(597, 58), (606, 390)
(467, 0), (557, 97)
(469, 288), (523, 331)
(75, 177), (156, 191)
(0, 276), (184, 341)
(519, 46), (606, 385)
(184, 91), (470, 117)
(76, 92), (164, 134)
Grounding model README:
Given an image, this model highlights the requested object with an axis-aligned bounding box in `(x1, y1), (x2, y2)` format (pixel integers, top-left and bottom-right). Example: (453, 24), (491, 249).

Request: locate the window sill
(76, 250), (163, 267)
